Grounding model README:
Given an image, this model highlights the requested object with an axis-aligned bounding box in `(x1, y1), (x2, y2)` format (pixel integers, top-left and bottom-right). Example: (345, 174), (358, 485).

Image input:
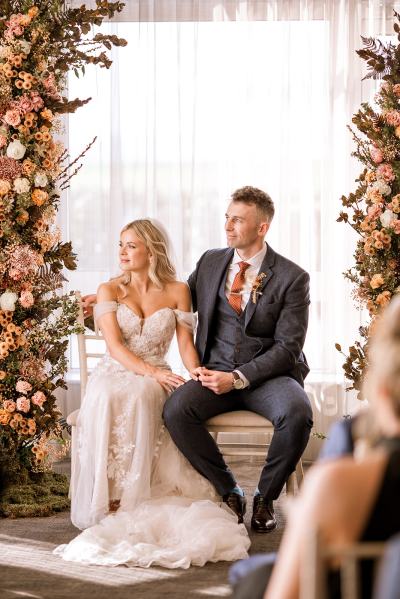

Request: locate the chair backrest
(75, 291), (106, 400)
(373, 533), (400, 599)
(301, 528), (386, 599)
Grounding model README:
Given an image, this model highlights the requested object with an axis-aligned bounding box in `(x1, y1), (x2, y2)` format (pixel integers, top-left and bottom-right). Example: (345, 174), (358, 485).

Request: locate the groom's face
(225, 201), (268, 251)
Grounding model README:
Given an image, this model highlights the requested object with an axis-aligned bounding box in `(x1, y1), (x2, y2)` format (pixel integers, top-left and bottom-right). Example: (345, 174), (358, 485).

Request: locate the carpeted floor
(0, 457), (287, 599)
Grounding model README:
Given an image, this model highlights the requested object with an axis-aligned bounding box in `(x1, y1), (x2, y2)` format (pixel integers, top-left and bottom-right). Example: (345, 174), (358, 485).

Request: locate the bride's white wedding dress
(54, 301), (250, 568)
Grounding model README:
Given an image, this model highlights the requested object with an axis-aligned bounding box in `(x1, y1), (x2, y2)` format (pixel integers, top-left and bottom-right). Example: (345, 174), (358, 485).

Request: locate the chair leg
(286, 471), (296, 495)
(286, 459), (304, 495)
(296, 459), (304, 488)
(68, 424), (77, 499)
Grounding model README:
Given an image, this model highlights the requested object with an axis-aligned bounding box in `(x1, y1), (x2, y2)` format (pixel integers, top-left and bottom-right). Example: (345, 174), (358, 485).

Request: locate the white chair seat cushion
(66, 408), (271, 428)
(206, 410), (272, 427)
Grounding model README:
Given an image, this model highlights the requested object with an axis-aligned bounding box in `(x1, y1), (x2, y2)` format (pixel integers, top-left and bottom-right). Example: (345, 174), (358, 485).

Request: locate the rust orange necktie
(228, 261), (250, 315)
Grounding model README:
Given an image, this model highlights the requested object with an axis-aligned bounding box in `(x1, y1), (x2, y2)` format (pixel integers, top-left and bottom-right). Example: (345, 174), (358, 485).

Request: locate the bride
(55, 219), (250, 568)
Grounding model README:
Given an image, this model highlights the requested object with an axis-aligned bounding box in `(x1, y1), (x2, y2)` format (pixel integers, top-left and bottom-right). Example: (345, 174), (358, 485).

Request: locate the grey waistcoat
(205, 271), (262, 371)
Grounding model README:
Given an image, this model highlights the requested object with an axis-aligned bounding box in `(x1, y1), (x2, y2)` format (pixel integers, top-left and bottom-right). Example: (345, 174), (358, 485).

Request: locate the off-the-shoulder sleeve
(94, 301), (118, 322)
(173, 309), (197, 332)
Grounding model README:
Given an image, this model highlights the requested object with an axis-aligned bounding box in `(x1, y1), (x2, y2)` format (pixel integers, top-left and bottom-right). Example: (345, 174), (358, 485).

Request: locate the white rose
(0, 291), (18, 311)
(380, 209), (394, 228)
(13, 177), (30, 194)
(0, 46), (8, 59)
(18, 40), (31, 55)
(6, 140), (26, 160)
(34, 172), (48, 187)
(373, 180), (391, 196)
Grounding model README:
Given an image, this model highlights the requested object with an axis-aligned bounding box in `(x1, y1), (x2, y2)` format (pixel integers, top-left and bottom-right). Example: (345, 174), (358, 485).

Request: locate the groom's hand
(198, 368), (233, 395)
(82, 293), (97, 317)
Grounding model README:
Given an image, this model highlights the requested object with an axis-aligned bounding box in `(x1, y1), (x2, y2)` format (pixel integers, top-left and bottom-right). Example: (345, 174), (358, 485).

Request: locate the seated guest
(231, 296), (400, 599)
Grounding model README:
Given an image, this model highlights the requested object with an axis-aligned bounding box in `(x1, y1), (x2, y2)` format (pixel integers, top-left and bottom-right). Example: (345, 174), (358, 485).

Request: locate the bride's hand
(152, 369), (186, 392)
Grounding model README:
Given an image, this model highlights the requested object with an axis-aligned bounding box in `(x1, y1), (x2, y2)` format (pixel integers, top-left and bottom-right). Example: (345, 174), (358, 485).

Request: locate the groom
(163, 186), (313, 532)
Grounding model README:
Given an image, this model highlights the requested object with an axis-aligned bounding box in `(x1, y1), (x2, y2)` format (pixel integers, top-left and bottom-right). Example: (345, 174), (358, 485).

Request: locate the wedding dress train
(54, 302), (250, 568)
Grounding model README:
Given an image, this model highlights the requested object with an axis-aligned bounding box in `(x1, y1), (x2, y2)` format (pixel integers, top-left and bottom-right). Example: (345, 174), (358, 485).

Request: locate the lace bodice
(94, 302), (194, 369)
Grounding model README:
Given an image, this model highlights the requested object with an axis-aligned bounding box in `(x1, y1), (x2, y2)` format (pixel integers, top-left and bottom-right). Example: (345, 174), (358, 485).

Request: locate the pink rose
(376, 163), (395, 182)
(0, 135), (7, 149)
(367, 204), (383, 219)
(18, 95), (33, 114)
(19, 290), (34, 308)
(370, 146), (384, 164)
(394, 84), (400, 97)
(31, 391), (46, 409)
(391, 219), (400, 234)
(384, 110), (400, 126)
(30, 91), (44, 112)
(16, 380), (32, 394)
(4, 110), (21, 127)
(3, 400), (16, 413)
(16, 397), (30, 413)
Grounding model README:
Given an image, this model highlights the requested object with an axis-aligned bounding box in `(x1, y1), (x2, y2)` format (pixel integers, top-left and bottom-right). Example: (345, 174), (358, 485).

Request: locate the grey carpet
(0, 457), (287, 599)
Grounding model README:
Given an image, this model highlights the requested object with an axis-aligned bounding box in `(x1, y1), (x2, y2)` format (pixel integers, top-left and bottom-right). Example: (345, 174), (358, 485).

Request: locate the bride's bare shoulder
(165, 281), (191, 310)
(97, 278), (121, 302)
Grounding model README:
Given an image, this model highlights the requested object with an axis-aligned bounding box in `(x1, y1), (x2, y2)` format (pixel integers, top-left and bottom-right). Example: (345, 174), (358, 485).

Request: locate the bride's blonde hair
(118, 219), (176, 295)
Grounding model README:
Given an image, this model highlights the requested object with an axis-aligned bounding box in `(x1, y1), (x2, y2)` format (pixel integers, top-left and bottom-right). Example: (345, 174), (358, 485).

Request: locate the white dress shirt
(225, 243), (267, 388)
(225, 244), (267, 308)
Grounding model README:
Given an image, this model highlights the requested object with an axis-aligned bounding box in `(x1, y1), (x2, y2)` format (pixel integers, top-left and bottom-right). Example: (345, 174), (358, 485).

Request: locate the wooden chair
(67, 293), (305, 495)
(300, 527), (386, 599)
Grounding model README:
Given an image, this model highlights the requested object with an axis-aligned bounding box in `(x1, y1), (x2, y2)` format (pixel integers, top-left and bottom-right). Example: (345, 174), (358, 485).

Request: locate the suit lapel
(244, 244), (276, 328)
(203, 248), (234, 331)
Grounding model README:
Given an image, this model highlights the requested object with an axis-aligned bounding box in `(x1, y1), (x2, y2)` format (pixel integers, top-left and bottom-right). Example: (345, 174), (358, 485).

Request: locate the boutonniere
(251, 272), (266, 303)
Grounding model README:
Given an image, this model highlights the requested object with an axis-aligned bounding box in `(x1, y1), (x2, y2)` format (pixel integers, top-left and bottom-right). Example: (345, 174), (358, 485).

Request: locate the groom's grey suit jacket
(188, 243), (310, 388)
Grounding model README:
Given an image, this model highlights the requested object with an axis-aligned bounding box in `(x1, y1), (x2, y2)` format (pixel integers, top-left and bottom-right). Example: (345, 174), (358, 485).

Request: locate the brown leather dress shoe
(251, 496), (277, 533)
(222, 492), (247, 524)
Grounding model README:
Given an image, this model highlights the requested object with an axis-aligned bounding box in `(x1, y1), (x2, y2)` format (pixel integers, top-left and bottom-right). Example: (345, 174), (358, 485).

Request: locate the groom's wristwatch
(232, 371), (245, 390)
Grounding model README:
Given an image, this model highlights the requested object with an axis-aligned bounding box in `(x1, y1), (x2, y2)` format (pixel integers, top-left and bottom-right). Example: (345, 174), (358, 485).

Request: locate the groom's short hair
(231, 186), (275, 223)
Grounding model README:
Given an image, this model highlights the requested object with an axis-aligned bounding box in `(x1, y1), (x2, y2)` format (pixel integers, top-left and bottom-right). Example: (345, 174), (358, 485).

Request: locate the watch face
(234, 378), (244, 389)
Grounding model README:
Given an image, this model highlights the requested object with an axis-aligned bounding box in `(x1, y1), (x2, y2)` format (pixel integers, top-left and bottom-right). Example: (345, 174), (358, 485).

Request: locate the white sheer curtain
(62, 0), (399, 449)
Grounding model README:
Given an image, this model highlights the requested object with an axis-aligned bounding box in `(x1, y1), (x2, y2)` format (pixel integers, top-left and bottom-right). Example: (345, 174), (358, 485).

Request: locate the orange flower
(0, 180), (11, 197)
(28, 6), (39, 18)
(15, 79), (24, 89)
(0, 410), (11, 425)
(376, 290), (392, 307)
(40, 109), (53, 121)
(18, 125), (30, 135)
(34, 132), (43, 141)
(42, 158), (53, 169)
(370, 273), (385, 289)
(0, 371), (6, 380)
(31, 188), (48, 206)
(42, 132), (51, 142)
(22, 159), (36, 175)
(16, 210), (29, 225)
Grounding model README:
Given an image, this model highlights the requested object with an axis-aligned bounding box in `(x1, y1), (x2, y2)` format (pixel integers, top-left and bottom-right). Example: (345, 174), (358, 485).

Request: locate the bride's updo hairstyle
(363, 296), (400, 418)
(119, 219), (177, 293)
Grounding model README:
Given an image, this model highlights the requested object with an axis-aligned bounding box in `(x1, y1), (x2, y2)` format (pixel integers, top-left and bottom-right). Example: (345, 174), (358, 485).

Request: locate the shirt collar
(231, 243), (267, 269)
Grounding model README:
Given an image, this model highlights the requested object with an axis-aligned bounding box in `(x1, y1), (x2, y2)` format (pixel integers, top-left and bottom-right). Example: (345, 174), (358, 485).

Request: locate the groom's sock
(229, 485), (244, 497)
